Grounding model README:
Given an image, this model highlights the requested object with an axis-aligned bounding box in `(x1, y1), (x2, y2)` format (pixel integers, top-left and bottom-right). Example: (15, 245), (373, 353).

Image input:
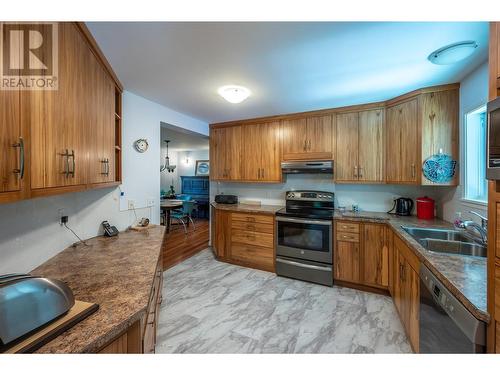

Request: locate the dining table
(160, 199), (183, 233)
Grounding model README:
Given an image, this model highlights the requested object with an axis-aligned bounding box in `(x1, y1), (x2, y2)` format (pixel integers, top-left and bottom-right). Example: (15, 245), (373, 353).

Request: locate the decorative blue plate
(422, 153), (456, 183)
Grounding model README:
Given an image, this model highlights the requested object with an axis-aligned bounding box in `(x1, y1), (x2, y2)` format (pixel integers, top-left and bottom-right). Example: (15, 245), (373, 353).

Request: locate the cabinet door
(362, 223), (389, 289)
(387, 227), (395, 296)
(385, 105), (402, 183)
(259, 122), (281, 182)
(0, 90), (21, 193)
(224, 126), (242, 180)
(335, 112), (359, 181)
(420, 90), (459, 186)
(281, 118), (308, 160)
(393, 246), (404, 318)
(29, 23), (88, 189)
(334, 240), (360, 283)
(400, 99), (419, 183)
(358, 109), (384, 182)
(241, 124), (262, 181)
(406, 263), (420, 352)
(307, 115), (334, 159)
(88, 54), (116, 184)
(210, 128), (225, 180)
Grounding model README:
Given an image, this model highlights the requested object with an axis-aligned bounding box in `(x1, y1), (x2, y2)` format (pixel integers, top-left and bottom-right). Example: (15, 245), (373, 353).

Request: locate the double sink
(402, 226), (486, 258)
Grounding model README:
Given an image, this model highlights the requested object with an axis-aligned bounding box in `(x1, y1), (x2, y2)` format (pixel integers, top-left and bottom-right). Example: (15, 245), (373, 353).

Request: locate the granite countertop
(336, 210), (488, 322)
(31, 225), (165, 353)
(211, 202), (283, 214)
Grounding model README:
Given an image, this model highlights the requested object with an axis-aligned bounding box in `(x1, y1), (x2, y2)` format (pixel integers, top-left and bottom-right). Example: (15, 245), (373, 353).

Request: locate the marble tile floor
(156, 249), (412, 354)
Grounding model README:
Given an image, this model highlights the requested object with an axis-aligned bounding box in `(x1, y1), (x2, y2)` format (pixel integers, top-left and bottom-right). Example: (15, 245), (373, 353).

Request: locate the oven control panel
(286, 191), (334, 201)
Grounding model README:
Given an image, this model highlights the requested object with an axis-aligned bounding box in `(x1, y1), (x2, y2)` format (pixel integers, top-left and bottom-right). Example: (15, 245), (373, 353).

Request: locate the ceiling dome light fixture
(217, 85), (251, 104)
(428, 41), (478, 65)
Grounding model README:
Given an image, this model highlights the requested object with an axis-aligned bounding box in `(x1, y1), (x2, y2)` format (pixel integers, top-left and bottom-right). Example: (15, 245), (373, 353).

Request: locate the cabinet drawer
(336, 232), (360, 243)
(231, 220), (274, 234)
(231, 212), (274, 225)
(230, 242), (274, 269)
(336, 221), (360, 233)
(231, 229), (274, 248)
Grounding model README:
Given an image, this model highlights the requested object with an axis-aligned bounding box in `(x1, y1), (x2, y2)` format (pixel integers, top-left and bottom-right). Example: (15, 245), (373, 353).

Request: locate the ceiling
(87, 22), (489, 124)
(161, 123), (209, 151)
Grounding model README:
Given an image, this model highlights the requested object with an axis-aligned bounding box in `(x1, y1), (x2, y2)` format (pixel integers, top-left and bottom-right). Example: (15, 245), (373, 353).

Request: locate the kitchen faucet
(454, 211), (488, 245)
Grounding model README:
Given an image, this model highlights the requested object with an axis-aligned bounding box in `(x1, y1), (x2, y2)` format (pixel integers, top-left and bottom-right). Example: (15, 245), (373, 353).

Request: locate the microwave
(487, 96), (500, 180)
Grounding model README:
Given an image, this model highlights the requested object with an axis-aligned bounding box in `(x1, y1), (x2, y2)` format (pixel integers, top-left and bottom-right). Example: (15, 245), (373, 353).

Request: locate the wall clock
(134, 139), (149, 153)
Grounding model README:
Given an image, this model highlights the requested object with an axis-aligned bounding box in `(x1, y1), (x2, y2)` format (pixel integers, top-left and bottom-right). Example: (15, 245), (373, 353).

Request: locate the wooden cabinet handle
(358, 166), (363, 178)
(307, 140), (311, 151)
(258, 169), (260, 179)
(411, 164), (416, 179)
(246, 217), (256, 222)
(303, 140), (307, 151)
(12, 137), (24, 179)
(261, 168), (264, 178)
(354, 165), (358, 178)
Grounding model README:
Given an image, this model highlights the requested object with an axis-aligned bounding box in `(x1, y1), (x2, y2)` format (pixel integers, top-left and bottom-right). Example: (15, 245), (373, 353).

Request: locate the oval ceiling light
(428, 41), (478, 65)
(217, 85), (251, 104)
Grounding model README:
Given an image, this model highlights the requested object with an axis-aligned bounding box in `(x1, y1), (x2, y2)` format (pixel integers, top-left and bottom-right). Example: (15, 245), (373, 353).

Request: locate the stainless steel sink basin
(401, 226), (486, 258)
(419, 239), (486, 257)
(401, 226), (473, 243)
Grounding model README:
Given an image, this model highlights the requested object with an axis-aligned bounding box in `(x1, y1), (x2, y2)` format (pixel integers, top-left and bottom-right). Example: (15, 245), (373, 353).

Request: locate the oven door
(276, 216), (332, 264)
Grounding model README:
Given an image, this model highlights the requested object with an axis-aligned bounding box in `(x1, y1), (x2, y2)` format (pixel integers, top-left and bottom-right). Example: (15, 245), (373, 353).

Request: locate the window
(464, 105), (487, 203)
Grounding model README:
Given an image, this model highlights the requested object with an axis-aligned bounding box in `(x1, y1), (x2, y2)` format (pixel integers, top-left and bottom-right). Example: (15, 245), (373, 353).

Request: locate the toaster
(0, 274), (75, 347)
(215, 194), (238, 204)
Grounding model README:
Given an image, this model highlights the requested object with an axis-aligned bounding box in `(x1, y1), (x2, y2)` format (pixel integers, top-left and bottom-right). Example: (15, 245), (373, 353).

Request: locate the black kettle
(388, 197), (414, 216)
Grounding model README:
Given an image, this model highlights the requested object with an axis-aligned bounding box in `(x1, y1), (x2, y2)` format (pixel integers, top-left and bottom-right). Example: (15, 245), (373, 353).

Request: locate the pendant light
(160, 140), (176, 173)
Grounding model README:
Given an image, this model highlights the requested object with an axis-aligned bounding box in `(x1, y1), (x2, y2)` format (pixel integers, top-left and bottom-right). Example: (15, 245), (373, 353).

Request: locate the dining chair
(170, 201), (196, 234)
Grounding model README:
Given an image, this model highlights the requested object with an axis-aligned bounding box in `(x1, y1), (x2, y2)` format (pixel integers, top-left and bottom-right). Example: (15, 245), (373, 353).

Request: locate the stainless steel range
(275, 190), (334, 286)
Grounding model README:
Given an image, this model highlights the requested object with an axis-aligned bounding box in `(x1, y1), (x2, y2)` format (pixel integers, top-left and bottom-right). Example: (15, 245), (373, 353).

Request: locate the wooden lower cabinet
(393, 234), (420, 352)
(334, 221), (388, 290)
(211, 208), (275, 272)
(98, 254), (163, 354)
(334, 240), (360, 283)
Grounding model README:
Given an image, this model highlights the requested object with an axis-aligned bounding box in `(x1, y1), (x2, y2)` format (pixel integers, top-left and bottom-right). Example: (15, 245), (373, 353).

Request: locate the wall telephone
(102, 221), (119, 237)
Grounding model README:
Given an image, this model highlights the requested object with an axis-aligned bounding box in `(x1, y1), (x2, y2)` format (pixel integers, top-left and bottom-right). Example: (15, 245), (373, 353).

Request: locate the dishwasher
(419, 265), (486, 353)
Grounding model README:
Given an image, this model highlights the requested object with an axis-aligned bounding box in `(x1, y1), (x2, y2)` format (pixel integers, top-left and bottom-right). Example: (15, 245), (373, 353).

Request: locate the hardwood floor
(162, 219), (209, 270)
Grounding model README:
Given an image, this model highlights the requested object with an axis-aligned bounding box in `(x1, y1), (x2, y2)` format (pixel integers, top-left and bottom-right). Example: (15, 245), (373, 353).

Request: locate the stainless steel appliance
(281, 161), (333, 174)
(275, 190), (334, 286)
(487, 96), (500, 179)
(419, 266), (485, 353)
(0, 274), (75, 348)
(387, 197), (414, 216)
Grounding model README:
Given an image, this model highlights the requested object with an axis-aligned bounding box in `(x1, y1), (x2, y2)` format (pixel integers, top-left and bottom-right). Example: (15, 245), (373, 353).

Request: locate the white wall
(0, 91), (208, 274)
(442, 62), (489, 224)
(177, 150), (210, 177)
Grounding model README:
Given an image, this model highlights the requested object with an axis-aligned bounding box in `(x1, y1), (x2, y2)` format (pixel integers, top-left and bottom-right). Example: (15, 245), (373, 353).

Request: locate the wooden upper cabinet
(358, 109), (384, 182)
(88, 56), (116, 185)
(210, 126), (242, 181)
(281, 118), (308, 160)
(258, 122), (281, 182)
(282, 115), (333, 160)
(335, 109), (384, 183)
(385, 99), (418, 184)
(362, 223), (389, 289)
(420, 89), (459, 186)
(29, 23), (90, 190)
(0, 88), (22, 196)
(241, 124), (262, 181)
(335, 112), (358, 181)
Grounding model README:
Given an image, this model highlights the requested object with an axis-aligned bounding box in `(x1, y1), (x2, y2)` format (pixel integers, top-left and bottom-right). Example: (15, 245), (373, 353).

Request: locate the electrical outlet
(60, 215), (68, 225)
(147, 198), (155, 207)
(128, 200), (135, 210)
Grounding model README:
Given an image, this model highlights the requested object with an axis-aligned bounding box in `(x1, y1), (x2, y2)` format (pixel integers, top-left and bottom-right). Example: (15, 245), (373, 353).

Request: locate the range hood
(281, 161), (333, 174)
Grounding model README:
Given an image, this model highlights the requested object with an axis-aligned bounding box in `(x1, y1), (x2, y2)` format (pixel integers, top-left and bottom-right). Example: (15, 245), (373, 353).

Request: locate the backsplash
(210, 174), (452, 217)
